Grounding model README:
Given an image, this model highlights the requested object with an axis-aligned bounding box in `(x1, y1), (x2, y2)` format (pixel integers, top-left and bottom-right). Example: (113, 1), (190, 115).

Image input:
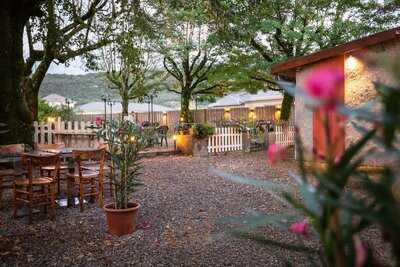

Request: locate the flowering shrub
(303, 67), (344, 112)
(95, 116), (104, 127)
(215, 59), (400, 266)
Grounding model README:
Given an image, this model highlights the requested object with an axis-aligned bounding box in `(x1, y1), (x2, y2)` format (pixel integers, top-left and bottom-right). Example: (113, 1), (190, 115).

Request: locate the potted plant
(174, 123), (193, 154)
(98, 120), (143, 236)
(192, 123), (215, 157)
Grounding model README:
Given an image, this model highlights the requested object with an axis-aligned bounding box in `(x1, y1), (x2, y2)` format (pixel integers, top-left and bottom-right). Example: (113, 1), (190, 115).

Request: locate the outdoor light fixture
(173, 135), (177, 152)
(179, 117), (184, 122)
(130, 136), (136, 142)
(274, 105), (282, 121)
(162, 112), (167, 125)
(345, 55), (362, 71)
(47, 117), (55, 123)
(249, 108), (255, 121)
(224, 108), (231, 120)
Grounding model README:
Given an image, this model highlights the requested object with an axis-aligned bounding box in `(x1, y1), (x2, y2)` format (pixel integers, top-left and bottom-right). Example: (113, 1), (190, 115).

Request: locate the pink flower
(137, 220), (151, 230)
(95, 116), (103, 127)
(304, 67), (344, 111)
(354, 235), (367, 267)
(289, 219), (310, 238)
(267, 144), (286, 165)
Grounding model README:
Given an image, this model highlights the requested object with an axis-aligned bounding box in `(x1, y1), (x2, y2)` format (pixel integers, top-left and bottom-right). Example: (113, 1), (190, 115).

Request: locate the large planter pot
(242, 132), (251, 153)
(192, 138), (208, 157)
(176, 134), (193, 155)
(104, 202), (140, 236)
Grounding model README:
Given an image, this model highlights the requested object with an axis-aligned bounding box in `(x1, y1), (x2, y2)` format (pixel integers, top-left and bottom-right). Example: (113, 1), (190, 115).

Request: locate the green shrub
(192, 123), (215, 139)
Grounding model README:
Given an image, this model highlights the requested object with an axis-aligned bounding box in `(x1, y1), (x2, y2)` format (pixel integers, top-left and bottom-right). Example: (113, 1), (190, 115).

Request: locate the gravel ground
(0, 152), (391, 266)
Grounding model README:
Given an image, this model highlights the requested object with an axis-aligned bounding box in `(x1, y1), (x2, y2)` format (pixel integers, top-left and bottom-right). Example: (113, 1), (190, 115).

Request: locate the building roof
(271, 27), (400, 78)
(76, 101), (172, 115)
(208, 90), (283, 108)
(43, 94), (67, 103)
(208, 92), (246, 108)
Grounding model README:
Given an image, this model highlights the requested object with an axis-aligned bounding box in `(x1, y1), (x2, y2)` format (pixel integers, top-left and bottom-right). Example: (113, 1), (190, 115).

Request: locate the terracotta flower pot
(104, 202), (140, 236)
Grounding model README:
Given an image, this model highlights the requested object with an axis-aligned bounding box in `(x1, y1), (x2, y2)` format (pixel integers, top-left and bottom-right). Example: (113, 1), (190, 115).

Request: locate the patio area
(0, 152), (390, 266)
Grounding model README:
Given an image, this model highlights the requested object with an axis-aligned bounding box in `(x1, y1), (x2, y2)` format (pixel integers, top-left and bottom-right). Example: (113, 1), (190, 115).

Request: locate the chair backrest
(0, 144), (25, 155)
(25, 154), (60, 187)
(36, 143), (65, 151)
(72, 148), (106, 178)
(158, 126), (169, 135)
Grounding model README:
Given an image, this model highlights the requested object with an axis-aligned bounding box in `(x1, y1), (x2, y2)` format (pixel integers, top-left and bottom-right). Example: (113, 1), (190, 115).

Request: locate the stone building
(271, 27), (400, 160)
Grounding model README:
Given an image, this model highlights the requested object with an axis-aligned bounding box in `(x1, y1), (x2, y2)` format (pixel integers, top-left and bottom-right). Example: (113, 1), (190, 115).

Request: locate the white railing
(273, 124), (295, 147)
(208, 127), (243, 153)
(33, 117), (98, 147)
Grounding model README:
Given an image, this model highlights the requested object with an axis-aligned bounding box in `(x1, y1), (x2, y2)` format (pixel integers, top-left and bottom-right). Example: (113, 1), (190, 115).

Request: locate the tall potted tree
(98, 120), (144, 236)
(174, 123), (193, 155)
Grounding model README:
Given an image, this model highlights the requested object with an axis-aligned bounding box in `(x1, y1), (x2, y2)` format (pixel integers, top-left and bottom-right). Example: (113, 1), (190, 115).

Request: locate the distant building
(76, 101), (172, 115)
(208, 90), (283, 109)
(43, 94), (76, 108)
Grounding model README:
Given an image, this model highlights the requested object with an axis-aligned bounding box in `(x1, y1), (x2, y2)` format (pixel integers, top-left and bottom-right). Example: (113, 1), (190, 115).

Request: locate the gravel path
(0, 152), (390, 266)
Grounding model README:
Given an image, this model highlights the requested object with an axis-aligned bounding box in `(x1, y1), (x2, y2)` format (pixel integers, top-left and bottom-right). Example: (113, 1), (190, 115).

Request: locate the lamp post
(150, 94), (154, 124)
(108, 99), (116, 121)
(101, 94), (108, 124)
(65, 99), (71, 121)
(147, 96), (150, 122)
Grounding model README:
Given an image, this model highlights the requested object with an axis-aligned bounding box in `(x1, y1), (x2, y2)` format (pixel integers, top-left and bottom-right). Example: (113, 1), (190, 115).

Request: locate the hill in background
(39, 73), (181, 109)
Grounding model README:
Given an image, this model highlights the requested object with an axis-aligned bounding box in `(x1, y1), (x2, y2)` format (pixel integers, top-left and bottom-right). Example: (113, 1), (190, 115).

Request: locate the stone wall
(344, 40), (400, 163)
(295, 69), (314, 155)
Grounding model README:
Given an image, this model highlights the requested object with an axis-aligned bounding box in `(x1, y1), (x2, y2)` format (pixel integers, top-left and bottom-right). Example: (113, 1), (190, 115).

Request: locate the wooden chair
(87, 141), (113, 197)
(157, 126), (169, 147)
(36, 143), (68, 193)
(0, 144), (26, 209)
(13, 154), (59, 224)
(67, 148), (105, 212)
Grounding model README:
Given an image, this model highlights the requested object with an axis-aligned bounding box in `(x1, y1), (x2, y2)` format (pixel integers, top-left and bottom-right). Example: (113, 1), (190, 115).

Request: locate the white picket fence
(33, 117), (98, 147)
(273, 124), (295, 147)
(208, 127), (243, 153)
(207, 125), (295, 154)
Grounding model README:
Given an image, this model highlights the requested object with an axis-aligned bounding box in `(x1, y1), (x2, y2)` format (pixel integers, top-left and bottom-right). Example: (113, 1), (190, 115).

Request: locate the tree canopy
(0, 0), (155, 144)
(205, 0), (400, 119)
(156, 2), (228, 122)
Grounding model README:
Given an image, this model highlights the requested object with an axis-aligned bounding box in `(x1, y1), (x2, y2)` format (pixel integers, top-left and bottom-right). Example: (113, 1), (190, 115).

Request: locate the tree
(0, 0), (152, 144)
(101, 34), (167, 116)
(206, 0), (400, 120)
(105, 51), (167, 116)
(37, 98), (75, 122)
(159, 2), (226, 123)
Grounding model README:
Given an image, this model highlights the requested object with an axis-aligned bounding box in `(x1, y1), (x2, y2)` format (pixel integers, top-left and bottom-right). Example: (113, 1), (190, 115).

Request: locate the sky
(48, 57), (91, 75)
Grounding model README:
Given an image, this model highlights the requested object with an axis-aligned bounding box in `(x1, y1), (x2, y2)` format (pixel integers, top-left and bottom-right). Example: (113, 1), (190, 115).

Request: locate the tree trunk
(121, 98), (129, 117)
(180, 91), (192, 123)
(0, 4), (34, 145)
(280, 92), (293, 121)
(25, 59), (52, 119)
